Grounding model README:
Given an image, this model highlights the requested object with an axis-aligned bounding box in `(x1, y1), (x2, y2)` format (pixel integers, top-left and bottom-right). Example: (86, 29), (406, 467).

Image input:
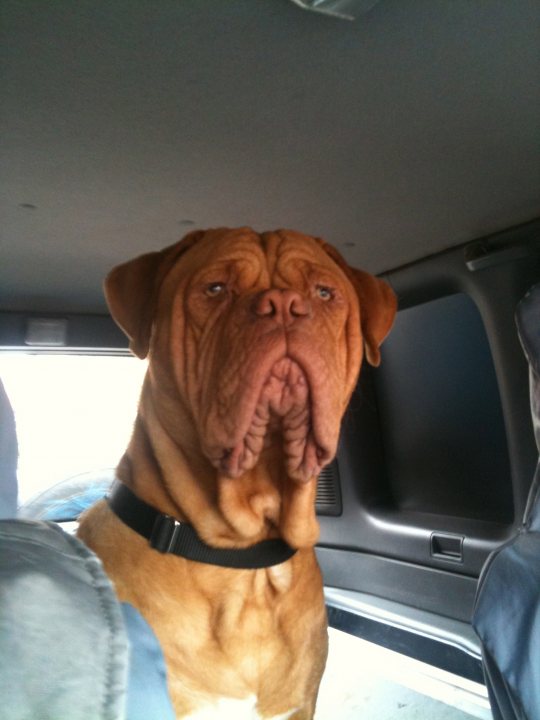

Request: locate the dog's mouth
(212, 357), (332, 482)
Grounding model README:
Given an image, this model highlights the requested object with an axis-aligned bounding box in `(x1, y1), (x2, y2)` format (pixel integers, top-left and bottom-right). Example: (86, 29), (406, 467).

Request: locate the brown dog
(78, 227), (396, 719)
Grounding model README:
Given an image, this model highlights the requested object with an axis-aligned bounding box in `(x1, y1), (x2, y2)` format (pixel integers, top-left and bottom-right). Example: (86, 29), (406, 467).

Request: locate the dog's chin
(216, 428), (331, 483)
(209, 357), (333, 482)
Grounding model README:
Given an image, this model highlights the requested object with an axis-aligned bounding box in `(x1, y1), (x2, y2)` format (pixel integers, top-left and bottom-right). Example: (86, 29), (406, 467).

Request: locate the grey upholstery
(0, 379), (18, 518)
(473, 283), (540, 720)
(0, 519), (128, 720)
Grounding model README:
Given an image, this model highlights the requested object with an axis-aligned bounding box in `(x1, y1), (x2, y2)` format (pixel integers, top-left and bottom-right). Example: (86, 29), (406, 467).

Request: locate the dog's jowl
(78, 227), (397, 719)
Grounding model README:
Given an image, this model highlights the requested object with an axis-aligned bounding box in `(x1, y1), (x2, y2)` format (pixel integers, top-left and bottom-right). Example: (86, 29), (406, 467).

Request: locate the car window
(0, 353), (146, 504)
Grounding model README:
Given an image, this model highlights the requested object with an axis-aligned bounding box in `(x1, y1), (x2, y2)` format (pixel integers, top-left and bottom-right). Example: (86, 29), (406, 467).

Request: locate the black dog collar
(107, 481), (297, 569)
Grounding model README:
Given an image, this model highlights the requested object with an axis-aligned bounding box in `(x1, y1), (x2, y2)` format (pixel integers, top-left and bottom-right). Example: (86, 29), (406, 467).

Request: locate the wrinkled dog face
(163, 229), (363, 483)
(106, 227), (396, 487)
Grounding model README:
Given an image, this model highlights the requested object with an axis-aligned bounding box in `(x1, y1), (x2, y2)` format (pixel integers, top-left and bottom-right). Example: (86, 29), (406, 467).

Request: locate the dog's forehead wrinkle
(197, 249), (270, 294)
(261, 231), (323, 286)
(262, 233), (284, 281)
(263, 238), (340, 292)
(261, 233), (297, 286)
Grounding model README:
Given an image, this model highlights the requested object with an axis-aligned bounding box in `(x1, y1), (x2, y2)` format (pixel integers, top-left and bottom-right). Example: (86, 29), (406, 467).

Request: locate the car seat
(473, 283), (540, 720)
(0, 398), (174, 719)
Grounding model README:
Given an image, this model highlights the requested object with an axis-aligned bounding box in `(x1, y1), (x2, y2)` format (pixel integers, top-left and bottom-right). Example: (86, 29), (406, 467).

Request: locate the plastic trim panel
(325, 587), (484, 684)
(316, 546), (479, 622)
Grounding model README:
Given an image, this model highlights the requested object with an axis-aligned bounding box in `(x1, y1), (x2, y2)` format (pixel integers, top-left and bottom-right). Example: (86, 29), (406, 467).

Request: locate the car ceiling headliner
(1, 0), (539, 314)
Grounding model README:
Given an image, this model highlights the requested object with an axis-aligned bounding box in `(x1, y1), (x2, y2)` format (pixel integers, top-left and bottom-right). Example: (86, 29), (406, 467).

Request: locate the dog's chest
(183, 695), (297, 719)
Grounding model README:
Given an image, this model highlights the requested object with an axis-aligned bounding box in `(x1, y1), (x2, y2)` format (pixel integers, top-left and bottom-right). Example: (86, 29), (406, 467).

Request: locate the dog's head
(106, 228), (396, 546)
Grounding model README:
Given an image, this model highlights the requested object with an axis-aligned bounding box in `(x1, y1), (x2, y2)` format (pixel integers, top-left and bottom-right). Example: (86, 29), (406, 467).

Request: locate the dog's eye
(205, 282), (227, 297)
(316, 285), (334, 301)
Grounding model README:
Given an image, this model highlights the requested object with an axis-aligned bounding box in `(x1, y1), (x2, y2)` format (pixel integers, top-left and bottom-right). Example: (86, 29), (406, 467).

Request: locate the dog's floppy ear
(320, 242), (397, 366)
(105, 230), (204, 358)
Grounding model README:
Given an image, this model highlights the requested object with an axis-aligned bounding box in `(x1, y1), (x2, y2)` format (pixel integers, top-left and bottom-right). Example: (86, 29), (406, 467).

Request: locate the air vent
(316, 460), (342, 516)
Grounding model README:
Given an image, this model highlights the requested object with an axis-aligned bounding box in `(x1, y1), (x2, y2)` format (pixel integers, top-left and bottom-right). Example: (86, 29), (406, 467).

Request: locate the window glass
(373, 293), (513, 522)
(0, 354), (146, 504)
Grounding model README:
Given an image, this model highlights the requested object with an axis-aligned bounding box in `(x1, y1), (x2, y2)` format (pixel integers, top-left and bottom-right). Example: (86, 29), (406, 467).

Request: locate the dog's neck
(116, 379), (320, 550)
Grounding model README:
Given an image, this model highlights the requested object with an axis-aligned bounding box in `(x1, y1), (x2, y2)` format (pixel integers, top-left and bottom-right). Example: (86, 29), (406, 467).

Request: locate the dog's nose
(252, 289), (311, 325)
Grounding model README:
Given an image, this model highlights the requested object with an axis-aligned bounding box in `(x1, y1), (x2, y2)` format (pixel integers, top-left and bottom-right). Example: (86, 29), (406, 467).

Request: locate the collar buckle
(150, 514), (182, 553)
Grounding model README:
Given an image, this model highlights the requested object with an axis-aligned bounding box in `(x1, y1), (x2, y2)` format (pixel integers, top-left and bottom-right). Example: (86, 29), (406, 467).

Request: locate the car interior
(1, 1), (539, 718)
